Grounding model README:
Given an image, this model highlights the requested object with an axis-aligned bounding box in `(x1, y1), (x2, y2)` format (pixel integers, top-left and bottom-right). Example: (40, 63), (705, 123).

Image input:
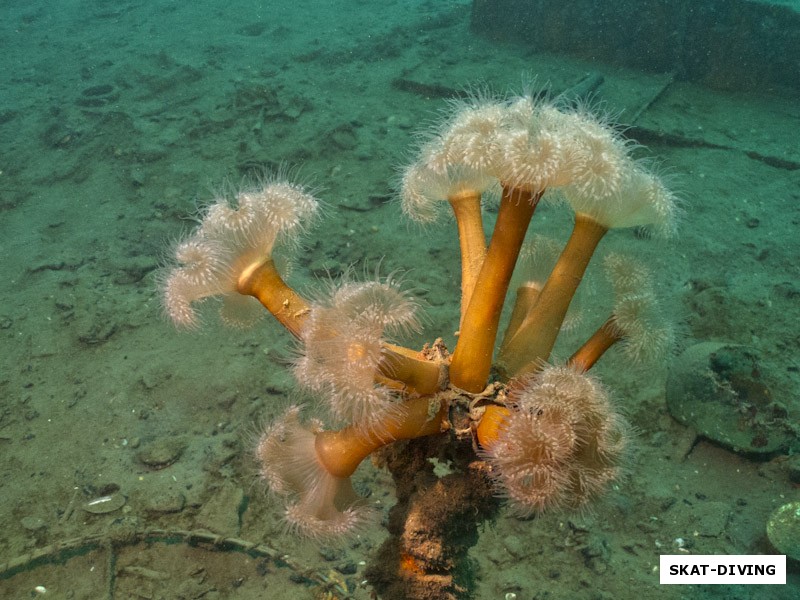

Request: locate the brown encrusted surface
(366, 436), (498, 600)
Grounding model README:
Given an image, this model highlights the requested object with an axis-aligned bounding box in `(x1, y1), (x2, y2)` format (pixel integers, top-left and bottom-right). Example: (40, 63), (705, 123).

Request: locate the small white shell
(82, 492), (126, 514)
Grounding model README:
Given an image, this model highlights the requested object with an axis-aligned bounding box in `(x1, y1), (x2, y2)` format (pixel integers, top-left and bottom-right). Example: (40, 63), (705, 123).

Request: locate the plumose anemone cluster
(161, 86), (676, 596)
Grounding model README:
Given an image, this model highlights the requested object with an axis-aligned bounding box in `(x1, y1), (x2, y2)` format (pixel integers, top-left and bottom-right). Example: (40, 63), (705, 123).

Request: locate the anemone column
(365, 435), (498, 600)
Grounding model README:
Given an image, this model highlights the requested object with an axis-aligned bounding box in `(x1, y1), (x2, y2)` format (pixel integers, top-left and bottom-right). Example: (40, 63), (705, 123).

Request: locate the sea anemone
(399, 157), (495, 324)
(161, 176), (319, 330)
(448, 183), (544, 392)
(568, 253), (673, 371)
(558, 106), (632, 201)
(256, 397), (446, 538)
(503, 235), (588, 341)
(399, 157), (495, 225)
(603, 254), (673, 362)
(497, 157), (677, 376)
(255, 406), (372, 539)
(494, 101), (573, 193)
(294, 275), (421, 432)
(481, 365), (630, 515)
(561, 162), (677, 236)
(436, 95), (508, 174)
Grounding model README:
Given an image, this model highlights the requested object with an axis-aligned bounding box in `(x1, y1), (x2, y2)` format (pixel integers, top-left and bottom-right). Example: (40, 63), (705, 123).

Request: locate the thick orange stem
(568, 317), (621, 372)
(498, 213), (608, 378)
(237, 259), (443, 393)
(497, 282), (542, 364)
(475, 404), (511, 451)
(450, 185), (543, 393)
(448, 189), (487, 327)
(236, 258), (310, 338)
(382, 343), (445, 395)
(315, 395), (447, 478)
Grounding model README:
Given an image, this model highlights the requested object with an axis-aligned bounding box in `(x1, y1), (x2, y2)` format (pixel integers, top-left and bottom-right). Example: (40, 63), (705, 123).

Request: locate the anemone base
(365, 435), (498, 600)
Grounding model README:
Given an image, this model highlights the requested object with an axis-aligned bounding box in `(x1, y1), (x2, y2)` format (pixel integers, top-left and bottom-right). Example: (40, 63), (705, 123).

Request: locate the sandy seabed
(1, 1), (798, 598)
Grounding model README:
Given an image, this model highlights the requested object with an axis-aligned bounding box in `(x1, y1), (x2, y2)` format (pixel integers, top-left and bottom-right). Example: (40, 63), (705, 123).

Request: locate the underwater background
(1, 0), (798, 598)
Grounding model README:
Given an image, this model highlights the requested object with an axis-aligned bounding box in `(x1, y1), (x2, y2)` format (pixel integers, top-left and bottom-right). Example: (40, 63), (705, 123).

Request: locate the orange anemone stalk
(236, 257), (310, 337)
(475, 404), (511, 451)
(315, 395), (447, 479)
(447, 188), (487, 326)
(567, 316), (621, 373)
(238, 259), (444, 395)
(449, 185), (544, 393)
(498, 212), (608, 378)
